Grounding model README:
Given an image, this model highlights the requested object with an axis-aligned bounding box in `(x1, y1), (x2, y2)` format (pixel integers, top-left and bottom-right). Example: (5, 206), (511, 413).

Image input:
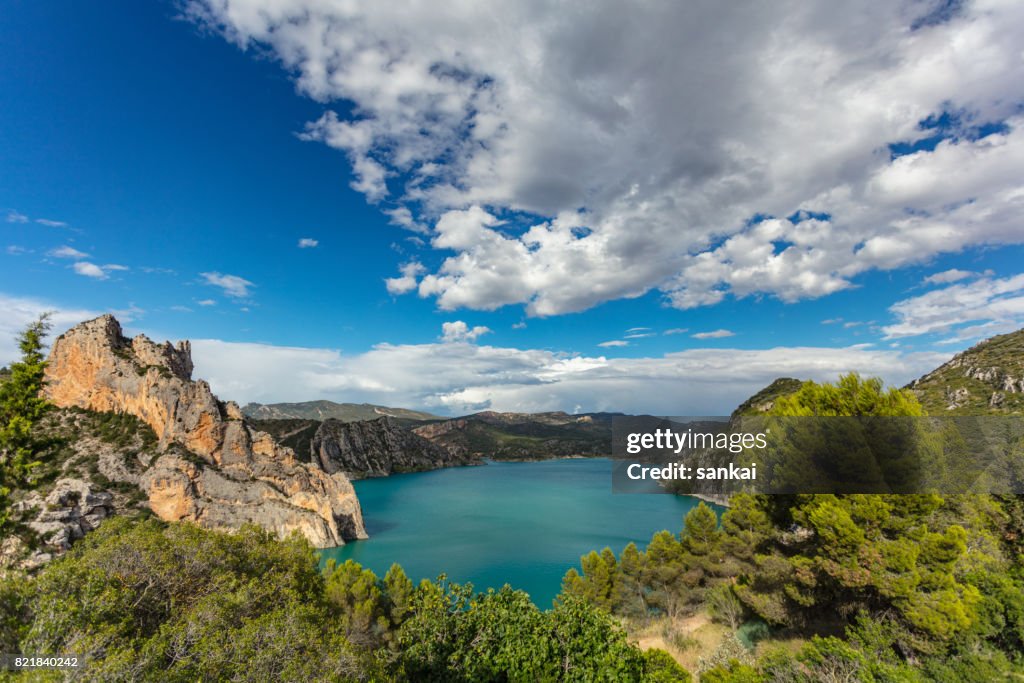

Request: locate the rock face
(311, 416), (476, 478)
(44, 315), (367, 547)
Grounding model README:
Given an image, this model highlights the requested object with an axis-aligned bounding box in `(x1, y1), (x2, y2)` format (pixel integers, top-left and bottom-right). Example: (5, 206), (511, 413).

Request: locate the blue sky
(2, 1), (1023, 415)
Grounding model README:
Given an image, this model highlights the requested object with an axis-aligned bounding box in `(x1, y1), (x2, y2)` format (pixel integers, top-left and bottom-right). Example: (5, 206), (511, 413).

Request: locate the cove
(320, 457), (723, 607)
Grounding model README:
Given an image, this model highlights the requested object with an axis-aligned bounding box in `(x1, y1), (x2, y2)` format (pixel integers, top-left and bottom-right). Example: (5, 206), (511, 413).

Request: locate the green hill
(907, 328), (1024, 413)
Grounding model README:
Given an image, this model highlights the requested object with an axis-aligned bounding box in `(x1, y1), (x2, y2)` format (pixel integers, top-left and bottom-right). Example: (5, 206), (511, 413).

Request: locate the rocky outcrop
(312, 416), (477, 478)
(43, 315), (366, 547)
(21, 478), (114, 553)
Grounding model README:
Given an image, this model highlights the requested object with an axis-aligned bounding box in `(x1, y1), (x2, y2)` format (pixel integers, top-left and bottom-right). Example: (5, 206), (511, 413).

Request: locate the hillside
(412, 411), (616, 460)
(242, 400), (441, 423)
(907, 328), (1024, 413)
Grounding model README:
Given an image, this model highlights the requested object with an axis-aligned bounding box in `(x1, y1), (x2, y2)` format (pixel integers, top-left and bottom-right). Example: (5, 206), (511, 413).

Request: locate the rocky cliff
(43, 315), (367, 547)
(311, 416), (476, 477)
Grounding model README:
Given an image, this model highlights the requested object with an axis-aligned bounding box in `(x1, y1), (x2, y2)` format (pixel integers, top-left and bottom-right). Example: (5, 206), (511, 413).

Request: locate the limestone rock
(312, 416), (477, 478)
(44, 315), (366, 547)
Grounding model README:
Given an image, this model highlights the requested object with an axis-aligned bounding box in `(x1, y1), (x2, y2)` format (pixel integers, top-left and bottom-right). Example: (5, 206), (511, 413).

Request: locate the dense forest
(1, 318), (1023, 681)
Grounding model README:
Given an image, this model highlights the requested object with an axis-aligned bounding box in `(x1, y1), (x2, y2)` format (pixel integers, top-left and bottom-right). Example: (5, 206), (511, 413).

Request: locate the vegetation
(560, 374), (1024, 680)
(0, 315), (52, 534)
(0, 518), (686, 682)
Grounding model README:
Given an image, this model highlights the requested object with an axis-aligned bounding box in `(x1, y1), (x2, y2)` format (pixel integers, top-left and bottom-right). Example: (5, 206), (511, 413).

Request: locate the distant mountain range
(242, 400), (442, 423)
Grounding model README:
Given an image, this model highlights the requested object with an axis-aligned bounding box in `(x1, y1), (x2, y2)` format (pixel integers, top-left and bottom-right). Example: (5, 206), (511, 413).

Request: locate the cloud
(189, 0), (1024, 316)
(440, 320), (492, 343)
(842, 321), (864, 329)
(922, 268), (977, 285)
(626, 327), (651, 333)
(49, 245), (90, 259)
(171, 305), (193, 313)
(185, 335), (948, 415)
(883, 273), (1024, 339)
(5, 211), (28, 223)
(298, 237), (319, 248)
(200, 272), (254, 298)
(692, 329), (735, 339)
(385, 262), (426, 295)
(598, 340), (629, 347)
(5, 246), (29, 255)
(821, 318), (844, 325)
(624, 333), (654, 339)
(35, 218), (68, 228)
(0, 293), (98, 366)
(72, 262), (108, 279)
(512, 321), (527, 330)
(663, 328), (689, 335)
(197, 299), (217, 306)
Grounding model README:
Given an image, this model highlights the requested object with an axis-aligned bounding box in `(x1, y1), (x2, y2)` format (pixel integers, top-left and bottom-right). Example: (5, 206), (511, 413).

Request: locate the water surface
(321, 458), (720, 607)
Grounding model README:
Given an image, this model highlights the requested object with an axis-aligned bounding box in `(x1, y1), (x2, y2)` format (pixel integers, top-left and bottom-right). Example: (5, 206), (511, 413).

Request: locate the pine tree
(0, 314), (52, 533)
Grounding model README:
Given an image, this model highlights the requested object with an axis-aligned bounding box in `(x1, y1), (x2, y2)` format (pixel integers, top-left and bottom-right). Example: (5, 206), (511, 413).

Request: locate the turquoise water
(320, 458), (721, 607)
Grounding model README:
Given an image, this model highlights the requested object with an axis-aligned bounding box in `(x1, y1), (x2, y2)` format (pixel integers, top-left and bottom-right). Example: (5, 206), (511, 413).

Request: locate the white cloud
(385, 262), (426, 295)
(663, 328), (689, 335)
(598, 340), (629, 347)
(35, 218), (68, 228)
(171, 305), (193, 313)
(626, 327), (651, 333)
(883, 273), (1024, 339)
(5, 246), (29, 255)
(922, 268), (977, 285)
(692, 329), (735, 339)
(197, 299), (217, 306)
(821, 318), (844, 325)
(5, 211), (28, 223)
(185, 335), (948, 415)
(72, 262), (108, 279)
(624, 333), (654, 339)
(49, 245), (89, 259)
(189, 0), (1024, 315)
(0, 293), (98, 366)
(298, 237), (319, 248)
(200, 272), (254, 298)
(440, 320), (492, 343)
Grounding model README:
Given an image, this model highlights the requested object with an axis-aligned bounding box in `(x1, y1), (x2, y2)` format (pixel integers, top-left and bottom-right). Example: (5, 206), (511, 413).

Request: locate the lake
(320, 457), (721, 607)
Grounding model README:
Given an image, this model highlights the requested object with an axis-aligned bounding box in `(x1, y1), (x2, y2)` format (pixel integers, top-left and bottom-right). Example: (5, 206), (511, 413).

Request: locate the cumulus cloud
(883, 273), (1024, 339)
(440, 320), (492, 343)
(49, 245), (89, 259)
(385, 262), (426, 295)
(189, 0), (1024, 315)
(692, 329), (735, 339)
(186, 335), (948, 415)
(297, 237), (319, 248)
(200, 272), (254, 298)
(0, 293), (97, 366)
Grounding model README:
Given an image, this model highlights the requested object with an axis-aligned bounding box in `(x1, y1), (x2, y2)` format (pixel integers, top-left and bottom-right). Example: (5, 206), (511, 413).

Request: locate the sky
(2, 0), (1023, 415)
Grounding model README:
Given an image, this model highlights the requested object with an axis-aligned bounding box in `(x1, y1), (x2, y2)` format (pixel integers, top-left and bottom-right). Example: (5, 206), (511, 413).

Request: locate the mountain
(411, 411), (617, 460)
(907, 328), (1024, 413)
(312, 417), (478, 477)
(242, 400), (441, 423)
(39, 315), (367, 549)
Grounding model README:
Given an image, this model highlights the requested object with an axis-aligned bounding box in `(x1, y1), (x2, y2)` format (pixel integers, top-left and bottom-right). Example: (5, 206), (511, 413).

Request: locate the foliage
(1, 516), (683, 681)
(0, 314), (52, 533)
(560, 373), (1024, 679)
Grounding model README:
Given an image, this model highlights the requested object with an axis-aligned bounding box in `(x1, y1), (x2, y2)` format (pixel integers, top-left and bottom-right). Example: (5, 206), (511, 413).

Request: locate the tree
(0, 313), (52, 533)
